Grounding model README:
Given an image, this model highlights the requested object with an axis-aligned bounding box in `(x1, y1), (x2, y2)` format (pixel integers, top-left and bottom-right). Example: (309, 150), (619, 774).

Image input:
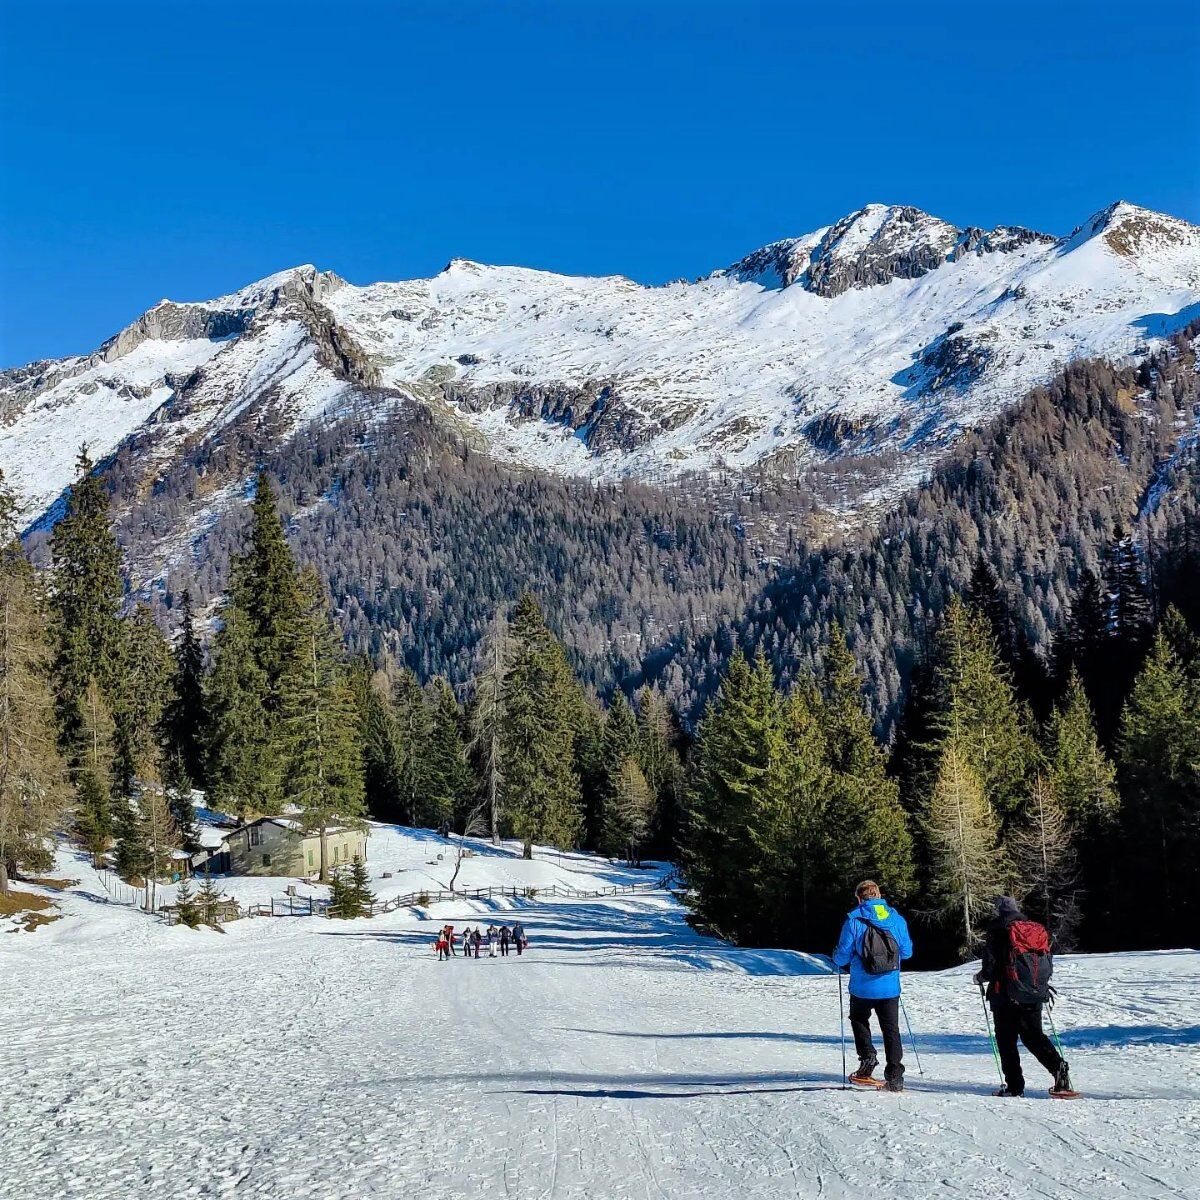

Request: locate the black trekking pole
(979, 984), (1004, 1088)
(899, 995), (924, 1076)
(837, 967), (848, 1090)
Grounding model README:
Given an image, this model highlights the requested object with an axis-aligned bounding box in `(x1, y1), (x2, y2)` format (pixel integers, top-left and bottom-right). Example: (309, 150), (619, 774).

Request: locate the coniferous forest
(2, 328), (1198, 965)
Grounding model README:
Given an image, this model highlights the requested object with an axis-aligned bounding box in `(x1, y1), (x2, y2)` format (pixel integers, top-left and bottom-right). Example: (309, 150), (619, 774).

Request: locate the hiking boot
(883, 1077), (904, 1093)
(994, 1085), (1024, 1097)
(1050, 1062), (1074, 1096)
(854, 1057), (878, 1079)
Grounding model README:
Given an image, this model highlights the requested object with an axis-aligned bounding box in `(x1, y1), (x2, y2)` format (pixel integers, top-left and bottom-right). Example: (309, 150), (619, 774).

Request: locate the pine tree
(597, 692), (640, 854)
(1116, 629), (1200, 944)
(206, 603), (277, 817)
(392, 668), (433, 827)
(165, 751), (200, 852)
(351, 659), (405, 823)
(0, 481), (70, 893)
(924, 743), (1009, 956)
(278, 568), (366, 881)
(196, 871), (221, 926)
(818, 629), (915, 899)
(49, 450), (124, 750)
(166, 590), (207, 788)
(175, 878), (201, 929)
(1045, 670), (1119, 831)
(328, 868), (354, 919)
(752, 684), (833, 946)
(113, 604), (176, 795)
(925, 597), (1037, 824)
(1052, 567), (1108, 704)
(231, 472), (302, 707)
(1011, 773), (1079, 946)
(467, 612), (510, 844)
(424, 677), (474, 831)
(348, 855), (375, 914)
(685, 651), (780, 942)
(500, 591), (584, 857)
(635, 685), (685, 860)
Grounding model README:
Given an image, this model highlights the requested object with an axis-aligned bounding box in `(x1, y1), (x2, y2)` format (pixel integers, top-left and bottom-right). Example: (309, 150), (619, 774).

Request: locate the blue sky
(1, 0), (1197, 366)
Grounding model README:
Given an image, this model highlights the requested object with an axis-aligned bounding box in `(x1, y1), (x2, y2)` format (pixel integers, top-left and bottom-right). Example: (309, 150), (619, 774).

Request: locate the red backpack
(1004, 920), (1053, 1004)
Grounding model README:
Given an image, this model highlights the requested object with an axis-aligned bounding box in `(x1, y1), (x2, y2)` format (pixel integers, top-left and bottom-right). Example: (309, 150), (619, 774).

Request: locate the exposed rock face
(442, 379), (649, 453)
(802, 411), (877, 453)
(896, 324), (995, 395)
(718, 231), (826, 288)
(802, 205), (962, 297)
(950, 225), (1055, 259)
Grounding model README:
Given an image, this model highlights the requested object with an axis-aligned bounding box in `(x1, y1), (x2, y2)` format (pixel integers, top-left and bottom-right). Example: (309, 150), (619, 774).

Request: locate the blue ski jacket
(832, 898), (913, 1000)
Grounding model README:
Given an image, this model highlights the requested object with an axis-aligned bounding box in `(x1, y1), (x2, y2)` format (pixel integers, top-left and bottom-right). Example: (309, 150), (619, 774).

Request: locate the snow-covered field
(3, 829), (1198, 1200)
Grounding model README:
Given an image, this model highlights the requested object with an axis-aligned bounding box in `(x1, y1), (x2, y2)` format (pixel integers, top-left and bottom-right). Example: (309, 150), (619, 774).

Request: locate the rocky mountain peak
(1062, 201), (1200, 259)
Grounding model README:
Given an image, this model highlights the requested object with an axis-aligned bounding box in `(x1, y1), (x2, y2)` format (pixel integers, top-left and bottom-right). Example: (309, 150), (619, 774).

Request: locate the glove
(972, 971), (985, 986)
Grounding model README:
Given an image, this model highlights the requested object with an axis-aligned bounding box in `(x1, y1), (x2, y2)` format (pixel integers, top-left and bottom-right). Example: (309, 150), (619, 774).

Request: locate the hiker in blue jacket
(832, 879), (914, 1091)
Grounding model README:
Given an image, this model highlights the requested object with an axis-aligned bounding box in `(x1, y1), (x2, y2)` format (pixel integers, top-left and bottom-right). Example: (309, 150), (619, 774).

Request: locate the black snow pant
(849, 995), (904, 1082)
(991, 999), (1062, 1093)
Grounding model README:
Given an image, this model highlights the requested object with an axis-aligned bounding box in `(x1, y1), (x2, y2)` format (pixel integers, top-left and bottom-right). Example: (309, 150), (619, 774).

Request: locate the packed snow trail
(3, 841), (1199, 1199)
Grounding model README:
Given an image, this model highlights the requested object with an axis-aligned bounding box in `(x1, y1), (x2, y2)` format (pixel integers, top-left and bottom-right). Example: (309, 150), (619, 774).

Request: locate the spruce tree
(392, 668), (433, 827)
(752, 684), (833, 946)
(351, 659), (405, 824)
(685, 651), (780, 942)
(166, 590), (207, 788)
(924, 744), (1009, 955)
(0, 483), (70, 892)
(139, 765), (180, 913)
(818, 629), (915, 899)
(49, 450), (124, 750)
(278, 568), (366, 881)
(348, 855), (375, 914)
(424, 677), (474, 831)
(206, 603), (277, 817)
(1045, 670), (1119, 831)
(467, 612), (510, 844)
(500, 591), (584, 857)
(113, 604), (176, 795)
(175, 878), (201, 928)
(196, 871), (221, 925)
(1052, 568), (1107, 701)
(635, 685), (685, 860)
(925, 597), (1037, 824)
(597, 692), (640, 853)
(1116, 629), (1200, 944)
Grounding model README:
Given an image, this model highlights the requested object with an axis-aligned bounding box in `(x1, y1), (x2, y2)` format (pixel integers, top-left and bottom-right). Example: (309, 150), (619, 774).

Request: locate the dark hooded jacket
(979, 896), (1025, 1003)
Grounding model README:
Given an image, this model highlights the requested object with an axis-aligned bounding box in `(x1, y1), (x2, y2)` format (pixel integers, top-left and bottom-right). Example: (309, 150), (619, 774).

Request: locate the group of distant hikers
(833, 880), (1077, 1099)
(435, 922), (527, 960)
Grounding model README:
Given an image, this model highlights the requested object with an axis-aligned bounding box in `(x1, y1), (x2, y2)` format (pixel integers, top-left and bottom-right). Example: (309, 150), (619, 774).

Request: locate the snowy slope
(3, 202), (1199, 524)
(2, 830), (1198, 1200)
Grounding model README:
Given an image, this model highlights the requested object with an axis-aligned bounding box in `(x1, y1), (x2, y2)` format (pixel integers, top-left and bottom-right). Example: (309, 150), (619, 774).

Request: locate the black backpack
(857, 918), (900, 975)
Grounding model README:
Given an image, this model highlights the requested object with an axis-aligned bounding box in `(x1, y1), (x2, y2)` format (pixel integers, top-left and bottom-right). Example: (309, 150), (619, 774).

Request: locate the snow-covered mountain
(4, 200), (1199, 524)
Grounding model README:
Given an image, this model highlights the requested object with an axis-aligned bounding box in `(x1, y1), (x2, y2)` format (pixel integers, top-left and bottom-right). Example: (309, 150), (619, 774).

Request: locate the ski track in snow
(2, 832), (1198, 1200)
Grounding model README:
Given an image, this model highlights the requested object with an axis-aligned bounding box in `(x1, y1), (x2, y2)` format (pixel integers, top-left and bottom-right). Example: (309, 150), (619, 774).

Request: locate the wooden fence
(161, 877), (665, 925)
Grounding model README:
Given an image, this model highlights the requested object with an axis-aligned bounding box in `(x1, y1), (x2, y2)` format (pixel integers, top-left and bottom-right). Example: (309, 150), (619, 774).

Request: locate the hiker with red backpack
(832, 880), (914, 1092)
(974, 896), (1077, 1099)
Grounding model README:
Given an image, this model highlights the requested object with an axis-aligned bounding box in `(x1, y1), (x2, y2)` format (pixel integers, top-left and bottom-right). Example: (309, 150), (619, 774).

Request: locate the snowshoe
(848, 1073), (884, 1089)
(1049, 1062), (1080, 1099)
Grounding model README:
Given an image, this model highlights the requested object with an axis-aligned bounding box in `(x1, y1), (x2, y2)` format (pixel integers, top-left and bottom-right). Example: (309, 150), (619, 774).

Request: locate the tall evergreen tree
(685, 650), (779, 942)
(924, 597), (1037, 824)
(278, 568), (366, 881)
(205, 604), (277, 817)
(0, 481), (69, 892)
(113, 604), (176, 795)
(818, 629), (915, 899)
(72, 678), (116, 866)
(424, 676), (474, 831)
(467, 611), (511, 844)
(350, 659), (404, 824)
(596, 691), (640, 853)
(49, 450), (124, 750)
(1116, 629), (1200, 945)
(166, 590), (207, 788)
(1051, 568), (1108, 704)
(636, 685), (685, 859)
(501, 590), (583, 857)
(1045, 670), (1119, 832)
(392, 668), (433, 827)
